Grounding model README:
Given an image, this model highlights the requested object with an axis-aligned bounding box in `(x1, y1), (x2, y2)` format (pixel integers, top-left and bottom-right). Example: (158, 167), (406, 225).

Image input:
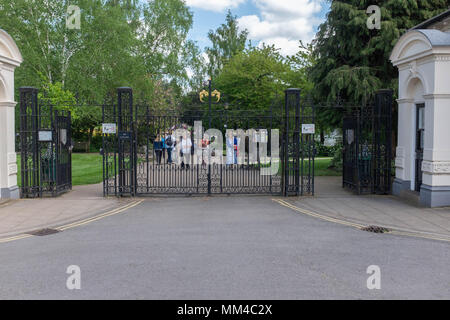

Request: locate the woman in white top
(226, 131), (234, 166)
(180, 133), (192, 169)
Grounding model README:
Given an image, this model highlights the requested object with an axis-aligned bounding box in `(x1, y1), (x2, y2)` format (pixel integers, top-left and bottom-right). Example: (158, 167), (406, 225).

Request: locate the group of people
(153, 131), (176, 165)
(152, 130), (241, 167)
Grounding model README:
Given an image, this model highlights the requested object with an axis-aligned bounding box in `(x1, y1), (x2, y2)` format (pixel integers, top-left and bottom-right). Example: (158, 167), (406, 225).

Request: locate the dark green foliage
(311, 0), (449, 103)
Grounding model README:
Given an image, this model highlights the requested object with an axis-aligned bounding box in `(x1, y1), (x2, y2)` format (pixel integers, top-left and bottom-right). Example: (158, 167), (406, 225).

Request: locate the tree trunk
(320, 129), (325, 144)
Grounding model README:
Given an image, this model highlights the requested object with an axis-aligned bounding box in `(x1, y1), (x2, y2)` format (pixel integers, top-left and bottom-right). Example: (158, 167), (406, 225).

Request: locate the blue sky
(185, 0), (331, 56)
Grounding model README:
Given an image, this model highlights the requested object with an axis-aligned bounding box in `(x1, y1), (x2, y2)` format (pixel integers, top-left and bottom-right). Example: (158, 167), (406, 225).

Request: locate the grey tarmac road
(0, 196), (448, 300)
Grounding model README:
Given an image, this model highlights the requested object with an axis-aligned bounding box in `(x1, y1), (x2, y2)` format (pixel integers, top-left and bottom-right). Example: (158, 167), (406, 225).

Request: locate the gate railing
(103, 87), (309, 197)
(342, 89), (393, 195)
(18, 87), (72, 198)
(284, 89), (315, 196)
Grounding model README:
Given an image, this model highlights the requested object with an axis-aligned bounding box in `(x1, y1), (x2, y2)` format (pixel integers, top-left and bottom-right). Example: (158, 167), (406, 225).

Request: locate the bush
(315, 144), (340, 157)
(329, 144), (343, 170)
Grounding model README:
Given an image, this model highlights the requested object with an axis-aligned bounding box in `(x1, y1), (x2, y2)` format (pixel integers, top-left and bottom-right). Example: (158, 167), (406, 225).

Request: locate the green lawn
(313, 158), (341, 176)
(17, 153), (103, 187)
(17, 154), (340, 187)
(71, 153), (103, 186)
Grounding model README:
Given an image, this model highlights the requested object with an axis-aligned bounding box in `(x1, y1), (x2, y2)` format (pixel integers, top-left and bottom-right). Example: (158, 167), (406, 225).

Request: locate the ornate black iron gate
(284, 89), (315, 196)
(19, 87), (72, 198)
(103, 88), (310, 197)
(342, 90), (393, 194)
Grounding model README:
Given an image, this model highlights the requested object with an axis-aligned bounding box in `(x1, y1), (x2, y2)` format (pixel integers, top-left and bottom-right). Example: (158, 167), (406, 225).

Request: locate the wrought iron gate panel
(300, 97), (315, 196)
(118, 87), (136, 196)
(53, 110), (72, 195)
(103, 88), (287, 196)
(342, 90), (393, 195)
(19, 87), (72, 198)
(373, 90), (393, 194)
(284, 89), (315, 196)
(102, 103), (118, 196)
(343, 113), (358, 190)
(19, 87), (39, 198)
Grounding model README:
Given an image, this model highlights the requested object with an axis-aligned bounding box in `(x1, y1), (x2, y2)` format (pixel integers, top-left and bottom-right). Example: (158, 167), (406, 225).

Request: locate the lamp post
(199, 78), (221, 195)
(199, 78), (221, 129)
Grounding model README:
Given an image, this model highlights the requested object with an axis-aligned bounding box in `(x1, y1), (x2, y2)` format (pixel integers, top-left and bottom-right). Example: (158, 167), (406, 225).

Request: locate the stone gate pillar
(390, 29), (450, 207)
(0, 29), (23, 199)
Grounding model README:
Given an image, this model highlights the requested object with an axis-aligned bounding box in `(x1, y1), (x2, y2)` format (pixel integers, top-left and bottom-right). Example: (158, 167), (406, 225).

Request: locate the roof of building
(412, 8), (450, 30)
(416, 29), (450, 47)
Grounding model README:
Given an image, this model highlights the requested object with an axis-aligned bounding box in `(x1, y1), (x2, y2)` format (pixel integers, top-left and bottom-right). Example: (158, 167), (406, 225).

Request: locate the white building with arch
(390, 9), (450, 207)
(0, 29), (23, 199)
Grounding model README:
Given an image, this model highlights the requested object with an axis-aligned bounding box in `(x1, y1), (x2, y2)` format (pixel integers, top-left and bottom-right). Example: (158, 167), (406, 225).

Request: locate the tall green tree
(311, 0), (449, 105)
(1, 0), (203, 145)
(215, 45), (289, 109)
(206, 10), (249, 77)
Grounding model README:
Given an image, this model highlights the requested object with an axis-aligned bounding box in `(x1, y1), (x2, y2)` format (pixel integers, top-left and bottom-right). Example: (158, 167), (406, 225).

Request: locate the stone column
(0, 30), (22, 200)
(420, 94), (450, 207)
(0, 100), (19, 199)
(393, 98), (415, 195)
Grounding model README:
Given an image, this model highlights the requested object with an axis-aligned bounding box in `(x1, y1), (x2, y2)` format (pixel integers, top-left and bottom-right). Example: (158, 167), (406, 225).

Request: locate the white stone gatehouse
(0, 29), (23, 199)
(390, 10), (450, 207)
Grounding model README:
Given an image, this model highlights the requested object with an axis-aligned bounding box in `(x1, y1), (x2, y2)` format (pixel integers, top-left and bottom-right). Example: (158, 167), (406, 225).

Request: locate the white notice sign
(302, 124), (315, 134)
(38, 130), (53, 142)
(102, 123), (117, 134)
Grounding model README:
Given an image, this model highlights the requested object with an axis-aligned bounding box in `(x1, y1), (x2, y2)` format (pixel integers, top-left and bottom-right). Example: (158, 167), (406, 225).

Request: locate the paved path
(0, 196), (448, 299)
(287, 177), (450, 240)
(0, 184), (130, 238)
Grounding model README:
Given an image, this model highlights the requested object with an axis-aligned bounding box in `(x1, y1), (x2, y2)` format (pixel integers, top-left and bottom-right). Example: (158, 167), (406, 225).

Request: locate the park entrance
(16, 86), (393, 199)
(18, 87), (72, 198)
(101, 88), (393, 198)
(102, 87), (315, 197)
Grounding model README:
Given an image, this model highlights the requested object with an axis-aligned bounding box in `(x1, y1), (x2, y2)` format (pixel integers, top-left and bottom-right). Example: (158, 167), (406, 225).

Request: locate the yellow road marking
(0, 200), (144, 244)
(0, 234), (33, 244)
(273, 199), (365, 229)
(273, 198), (450, 243)
(58, 200), (144, 231)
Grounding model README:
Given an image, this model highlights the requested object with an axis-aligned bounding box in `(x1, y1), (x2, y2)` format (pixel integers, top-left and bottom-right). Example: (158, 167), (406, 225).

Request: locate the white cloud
(238, 0), (324, 55)
(185, 0), (246, 13)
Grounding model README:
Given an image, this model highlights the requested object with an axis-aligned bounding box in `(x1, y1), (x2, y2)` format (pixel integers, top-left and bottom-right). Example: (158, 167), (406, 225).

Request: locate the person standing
(153, 135), (163, 165)
(233, 134), (238, 165)
(161, 133), (166, 162)
(165, 131), (174, 164)
(226, 131), (234, 166)
(201, 134), (210, 166)
(181, 132), (192, 169)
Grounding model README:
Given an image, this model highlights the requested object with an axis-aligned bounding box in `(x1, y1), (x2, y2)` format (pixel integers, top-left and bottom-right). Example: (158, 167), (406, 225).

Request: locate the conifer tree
(311, 0), (449, 106)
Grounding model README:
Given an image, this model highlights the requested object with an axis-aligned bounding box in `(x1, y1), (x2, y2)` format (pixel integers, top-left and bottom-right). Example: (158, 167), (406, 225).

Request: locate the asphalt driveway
(0, 196), (448, 299)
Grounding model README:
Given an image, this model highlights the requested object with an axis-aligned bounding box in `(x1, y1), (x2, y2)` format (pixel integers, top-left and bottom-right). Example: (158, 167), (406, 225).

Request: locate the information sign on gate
(38, 130), (53, 142)
(302, 124), (315, 134)
(102, 123), (117, 134)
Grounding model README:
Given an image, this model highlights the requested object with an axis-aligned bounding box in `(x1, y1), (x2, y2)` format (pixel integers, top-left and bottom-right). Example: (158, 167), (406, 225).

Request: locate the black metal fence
(342, 90), (393, 194)
(19, 87), (72, 198)
(102, 87), (312, 197)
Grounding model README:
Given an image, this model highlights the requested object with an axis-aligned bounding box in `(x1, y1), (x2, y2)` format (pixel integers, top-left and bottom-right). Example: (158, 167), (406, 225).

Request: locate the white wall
(0, 30), (22, 199)
(391, 30), (450, 206)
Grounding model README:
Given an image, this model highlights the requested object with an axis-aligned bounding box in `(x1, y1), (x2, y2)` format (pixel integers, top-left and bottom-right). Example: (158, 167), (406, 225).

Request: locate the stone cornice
(397, 53), (450, 70)
(433, 55), (450, 61)
(396, 98), (414, 104)
(0, 55), (21, 68)
(0, 101), (17, 108)
(423, 94), (450, 99)
(422, 161), (450, 174)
